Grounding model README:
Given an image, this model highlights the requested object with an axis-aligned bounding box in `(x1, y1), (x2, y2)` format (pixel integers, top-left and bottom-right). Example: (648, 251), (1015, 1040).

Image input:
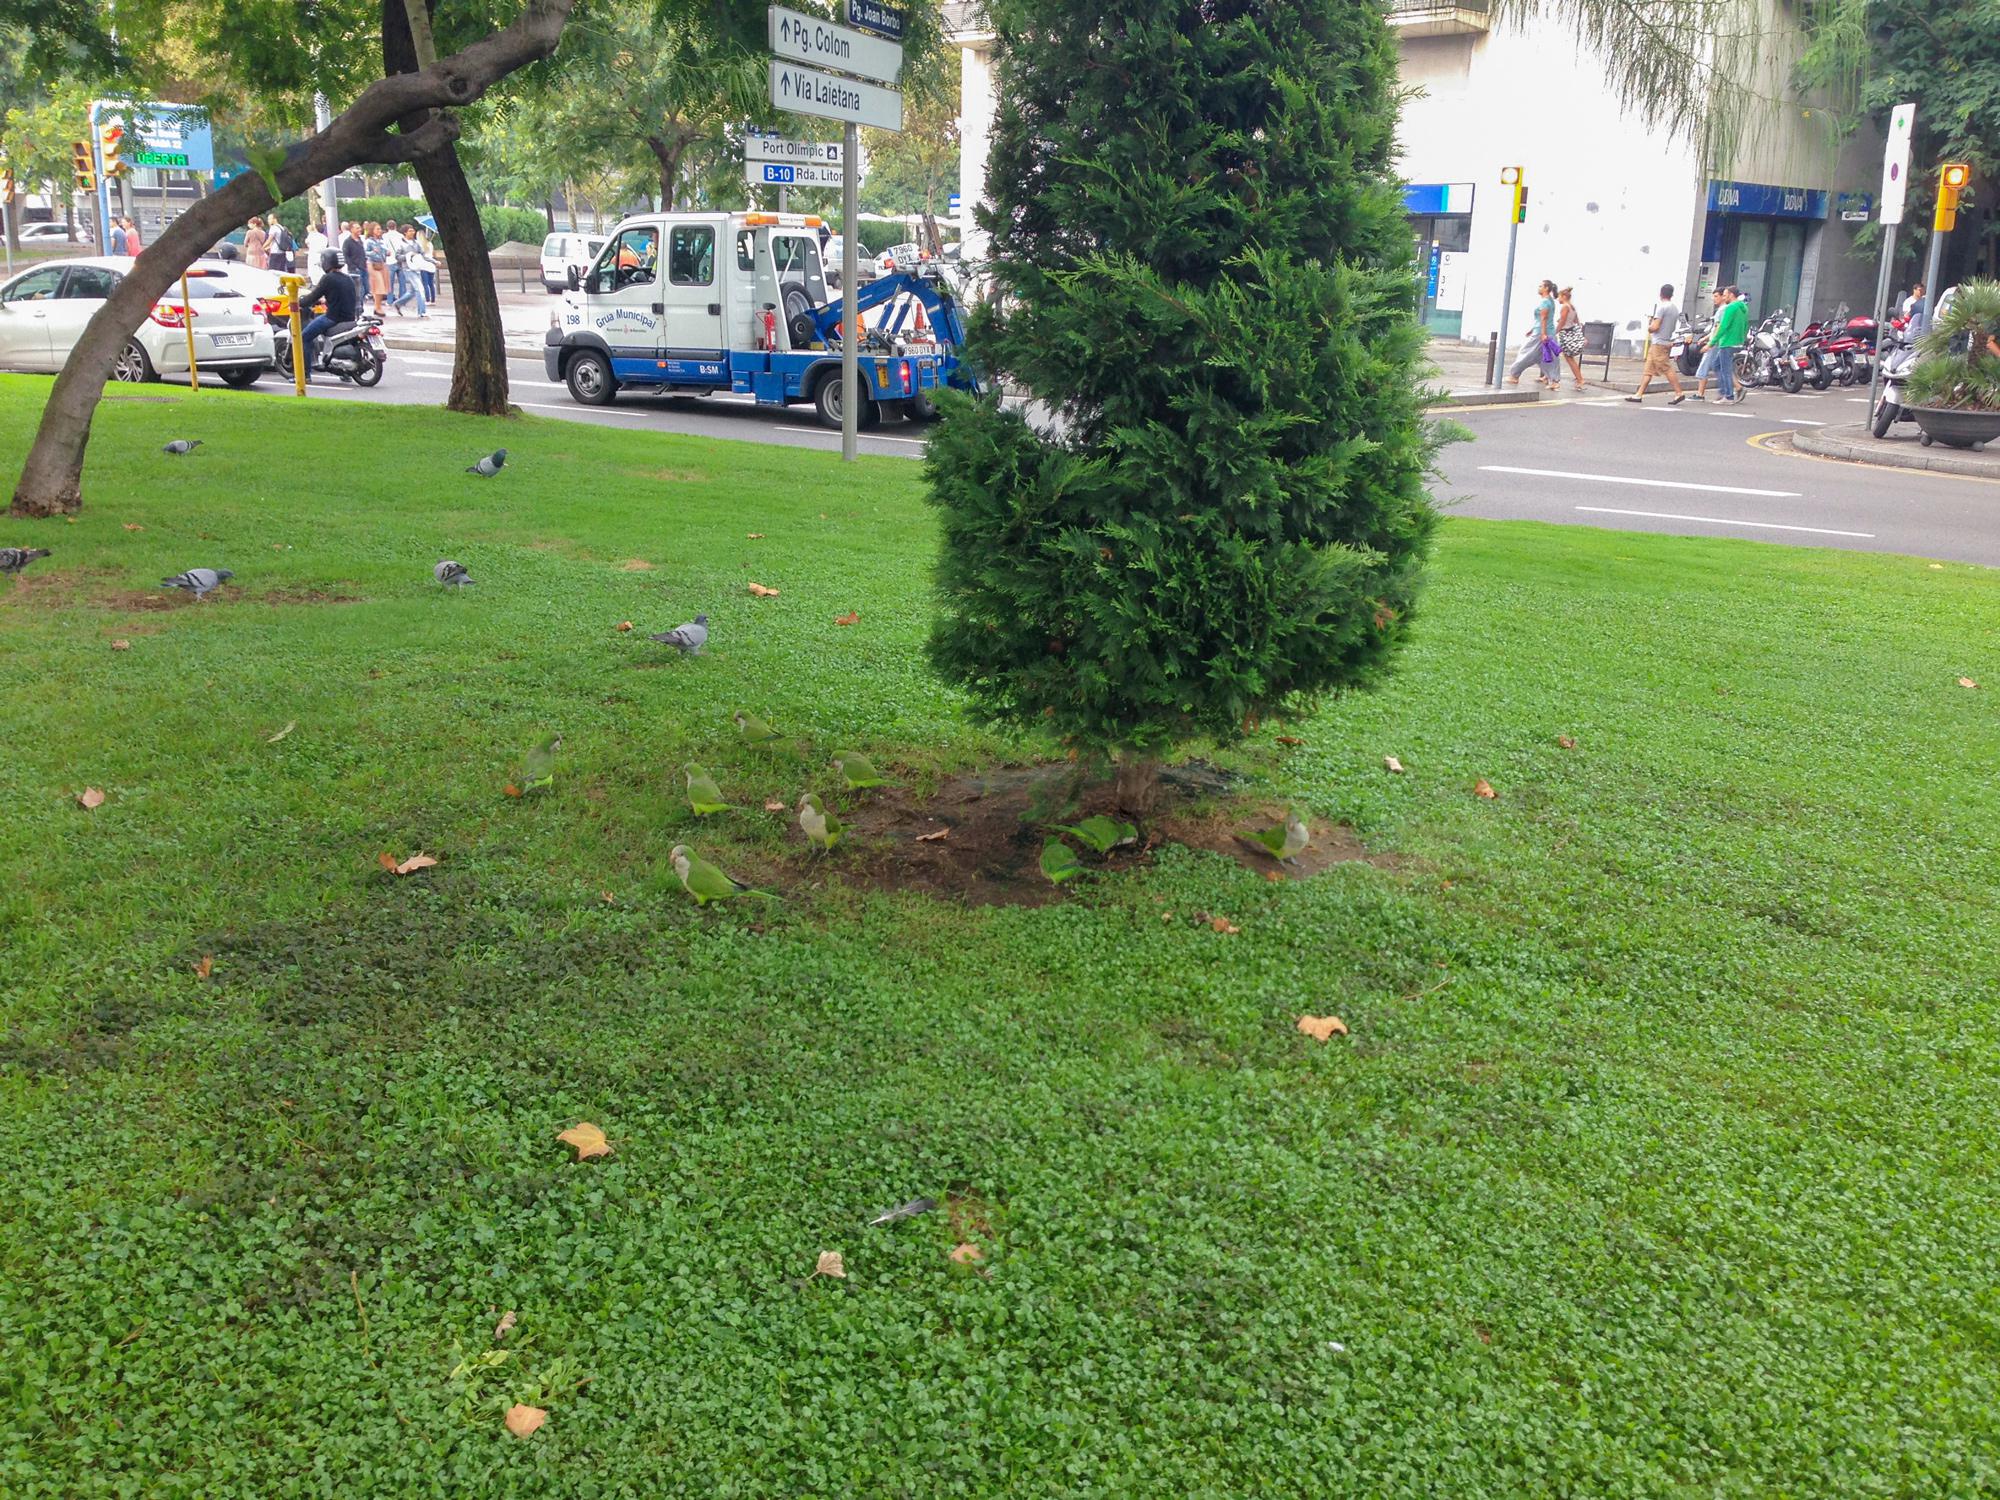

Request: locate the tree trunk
(6, 189), (19, 252)
(646, 135), (687, 211)
(543, 197), (555, 232)
(8, 0), (574, 517)
(1113, 755), (1162, 816)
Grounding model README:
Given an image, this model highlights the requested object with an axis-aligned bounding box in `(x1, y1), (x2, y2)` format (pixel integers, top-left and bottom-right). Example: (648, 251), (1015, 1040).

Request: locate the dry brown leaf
(1556, 735), (1577, 750)
(1209, 916), (1240, 935)
(1265, 870), (1284, 883)
(748, 581), (780, 597)
(77, 787), (106, 810)
(1297, 1014), (1349, 1041)
(814, 1250), (846, 1279)
(1161, 911), (1174, 921)
(110, 639), (131, 650)
(1473, 779), (1497, 799)
(601, 891), (616, 904)
(747, 532), (765, 539)
(378, 851), (399, 873)
(379, 851), (438, 876)
(494, 1310), (517, 1340)
(194, 955), (213, 980)
(916, 827), (949, 842)
(764, 799), (787, 812)
(620, 559), (654, 571)
(557, 1122), (612, 1161)
(1276, 735), (1305, 746)
(1383, 755), (1404, 774)
(504, 783), (523, 798)
(504, 1404), (547, 1439)
(616, 621), (633, 632)
(122, 522), (145, 531)
(1959, 677), (1979, 690)
(267, 721), (295, 744)
(834, 610), (860, 626)
(948, 1242), (983, 1264)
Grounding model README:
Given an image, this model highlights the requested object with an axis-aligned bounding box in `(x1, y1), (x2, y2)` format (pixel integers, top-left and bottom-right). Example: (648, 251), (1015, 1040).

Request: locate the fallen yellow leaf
(1959, 677), (1979, 690)
(1383, 755), (1404, 773)
(267, 720), (295, 744)
(815, 1250), (846, 1280)
(1473, 778), (1497, 799)
(1209, 916), (1240, 935)
(557, 1122), (612, 1161)
(1556, 735), (1577, 750)
(122, 522), (145, 531)
(1297, 1015), (1349, 1041)
(834, 610), (860, 626)
(77, 787), (106, 810)
(601, 891), (616, 904)
(764, 800), (787, 812)
(504, 783), (523, 798)
(1265, 870), (1284, 882)
(110, 639), (131, 650)
(748, 582), (780, 597)
(194, 955), (213, 980)
(948, 1242), (983, 1264)
(504, 1404), (547, 1439)
(616, 621), (633, 632)
(1276, 735), (1305, 746)
(747, 532), (765, 539)
(917, 828), (949, 842)
(378, 852), (438, 876)
(494, 1310), (517, 1340)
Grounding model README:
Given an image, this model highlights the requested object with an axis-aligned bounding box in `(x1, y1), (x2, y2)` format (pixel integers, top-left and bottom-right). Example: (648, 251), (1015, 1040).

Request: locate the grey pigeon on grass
(434, 559), (473, 586)
(0, 547), (51, 575)
(649, 614), (708, 655)
(162, 567), (233, 600)
(466, 449), (507, 477)
(162, 439), (202, 456)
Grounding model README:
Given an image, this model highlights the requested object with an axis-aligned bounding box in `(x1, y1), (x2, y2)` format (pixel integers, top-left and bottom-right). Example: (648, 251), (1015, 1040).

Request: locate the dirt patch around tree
(794, 761), (1396, 908)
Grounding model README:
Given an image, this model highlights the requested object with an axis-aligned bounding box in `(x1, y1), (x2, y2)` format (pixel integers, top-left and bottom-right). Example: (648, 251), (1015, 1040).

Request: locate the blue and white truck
(543, 209), (977, 427)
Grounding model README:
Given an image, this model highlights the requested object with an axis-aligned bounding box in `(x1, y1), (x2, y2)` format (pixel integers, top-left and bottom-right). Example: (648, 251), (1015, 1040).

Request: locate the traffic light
(1935, 161), (1971, 232)
(1500, 165), (1526, 224)
(99, 121), (123, 177)
(72, 140), (95, 192)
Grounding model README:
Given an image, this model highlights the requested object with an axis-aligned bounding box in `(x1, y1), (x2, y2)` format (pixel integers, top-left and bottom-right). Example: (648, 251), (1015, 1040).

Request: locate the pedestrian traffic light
(1935, 161), (1971, 232)
(1499, 165), (1526, 224)
(71, 140), (95, 191)
(100, 122), (123, 177)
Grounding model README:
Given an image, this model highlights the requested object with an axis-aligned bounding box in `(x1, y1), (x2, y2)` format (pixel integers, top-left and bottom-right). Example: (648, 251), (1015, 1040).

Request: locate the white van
(539, 231), (606, 293)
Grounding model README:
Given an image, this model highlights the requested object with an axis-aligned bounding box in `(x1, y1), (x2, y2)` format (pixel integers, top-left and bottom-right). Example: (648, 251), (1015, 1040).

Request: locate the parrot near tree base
(685, 764), (731, 815)
(669, 844), (773, 904)
(1040, 839), (1085, 884)
(831, 750), (892, 790)
(1239, 810), (1311, 864)
(798, 791), (842, 851)
(1052, 815), (1139, 854)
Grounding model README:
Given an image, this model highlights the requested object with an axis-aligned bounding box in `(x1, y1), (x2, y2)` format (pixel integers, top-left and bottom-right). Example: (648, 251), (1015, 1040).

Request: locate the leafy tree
(859, 40), (957, 245)
(925, 0), (1437, 814)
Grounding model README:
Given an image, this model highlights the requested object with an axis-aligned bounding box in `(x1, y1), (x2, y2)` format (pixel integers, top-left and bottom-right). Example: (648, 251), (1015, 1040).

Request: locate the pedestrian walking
(364, 221), (389, 315)
(1900, 281), (1927, 334)
(412, 225), (438, 302)
(244, 216), (269, 270)
(305, 223), (330, 265)
(1506, 277), (1561, 390)
(123, 217), (143, 253)
(387, 224), (427, 317)
(1555, 286), (1587, 390)
(340, 221), (367, 304)
(108, 218), (128, 256)
(1625, 282), (1686, 404)
(268, 218), (295, 274)
(1694, 285), (1747, 403)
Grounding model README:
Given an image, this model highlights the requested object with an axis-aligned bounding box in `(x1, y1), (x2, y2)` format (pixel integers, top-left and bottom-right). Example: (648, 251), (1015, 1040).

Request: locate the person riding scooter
(294, 248), (361, 378)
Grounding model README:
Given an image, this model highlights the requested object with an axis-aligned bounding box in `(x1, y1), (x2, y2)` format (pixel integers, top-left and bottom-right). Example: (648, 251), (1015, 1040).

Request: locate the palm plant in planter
(1907, 281), (2000, 449)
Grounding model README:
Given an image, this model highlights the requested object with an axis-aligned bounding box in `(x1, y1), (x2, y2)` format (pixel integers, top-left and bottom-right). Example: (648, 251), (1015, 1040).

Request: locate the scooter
(300, 315), (387, 387)
(1870, 323), (1920, 439)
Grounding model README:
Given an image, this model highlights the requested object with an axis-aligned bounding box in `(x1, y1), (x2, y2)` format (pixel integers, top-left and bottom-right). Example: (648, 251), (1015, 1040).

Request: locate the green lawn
(2, 376), (1998, 1496)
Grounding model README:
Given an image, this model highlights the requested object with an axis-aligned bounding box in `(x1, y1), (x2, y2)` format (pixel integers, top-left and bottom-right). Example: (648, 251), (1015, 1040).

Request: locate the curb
(1791, 422), (2000, 481)
(1431, 387), (1540, 408)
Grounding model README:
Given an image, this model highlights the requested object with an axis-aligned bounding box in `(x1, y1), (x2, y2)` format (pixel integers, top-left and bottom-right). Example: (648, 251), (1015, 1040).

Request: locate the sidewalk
(1793, 422), (2000, 481)
(1425, 335), (1653, 405)
(376, 287), (555, 357)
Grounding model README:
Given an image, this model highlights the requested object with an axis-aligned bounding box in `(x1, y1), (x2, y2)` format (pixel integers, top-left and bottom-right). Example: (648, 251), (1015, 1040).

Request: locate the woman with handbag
(1506, 278), (1561, 390)
(1556, 286), (1587, 390)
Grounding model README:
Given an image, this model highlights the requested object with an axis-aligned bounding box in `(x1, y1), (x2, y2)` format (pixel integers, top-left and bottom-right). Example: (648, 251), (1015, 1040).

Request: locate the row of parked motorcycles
(1670, 303), (1884, 393)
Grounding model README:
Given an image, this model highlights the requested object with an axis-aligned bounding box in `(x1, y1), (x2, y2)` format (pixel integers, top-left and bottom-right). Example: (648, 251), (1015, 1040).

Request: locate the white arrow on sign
(768, 5), (902, 87)
(769, 58), (902, 132)
(745, 136), (843, 165)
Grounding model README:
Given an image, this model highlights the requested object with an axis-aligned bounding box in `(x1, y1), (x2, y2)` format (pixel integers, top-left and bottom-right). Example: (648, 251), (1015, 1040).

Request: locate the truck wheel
(566, 349), (617, 406)
(1870, 397), (1896, 439)
(814, 372), (879, 430)
(909, 391), (942, 422)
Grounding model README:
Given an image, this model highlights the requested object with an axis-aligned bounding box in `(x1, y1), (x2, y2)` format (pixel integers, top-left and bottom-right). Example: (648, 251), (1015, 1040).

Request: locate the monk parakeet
(798, 791), (843, 851)
(1039, 839), (1084, 884)
(1240, 810), (1310, 864)
(831, 750), (892, 789)
(1052, 815), (1139, 855)
(684, 763), (731, 815)
(669, 844), (772, 905)
(517, 734), (561, 792)
(733, 709), (780, 743)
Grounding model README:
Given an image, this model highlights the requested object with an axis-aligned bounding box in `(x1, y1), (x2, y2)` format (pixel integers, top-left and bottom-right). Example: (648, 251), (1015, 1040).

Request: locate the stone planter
(1913, 406), (2000, 450)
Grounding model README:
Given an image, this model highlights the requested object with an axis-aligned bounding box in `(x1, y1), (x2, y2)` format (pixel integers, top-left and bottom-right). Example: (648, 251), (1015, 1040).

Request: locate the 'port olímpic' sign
(769, 5), (903, 87)
(769, 58), (902, 132)
(745, 136), (843, 165)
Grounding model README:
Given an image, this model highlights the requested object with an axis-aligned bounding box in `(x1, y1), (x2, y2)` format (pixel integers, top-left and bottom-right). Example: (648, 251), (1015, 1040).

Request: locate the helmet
(216, 242), (241, 262)
(320, 249), (341, 272)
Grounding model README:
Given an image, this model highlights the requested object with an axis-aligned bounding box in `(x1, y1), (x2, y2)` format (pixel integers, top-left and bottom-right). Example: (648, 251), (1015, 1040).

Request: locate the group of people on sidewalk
(331, 219), (436, 320)
(1626, 282), (1748, 406)
(1505, 279), (1591, 391)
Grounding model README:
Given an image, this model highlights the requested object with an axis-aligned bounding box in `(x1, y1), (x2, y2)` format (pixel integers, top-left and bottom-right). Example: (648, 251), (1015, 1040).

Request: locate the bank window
(594, 227), (657, 293)
(669, 226), (714, 286)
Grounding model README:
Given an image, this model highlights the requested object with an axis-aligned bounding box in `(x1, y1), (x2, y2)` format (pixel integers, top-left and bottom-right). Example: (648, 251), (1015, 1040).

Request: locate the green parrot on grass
(798, 791), (843, 852)
(831, 750), (893, 790)
(685, 763), (731, 815)
(1239, 810), (1311, 864)
(1039, 839), (1085, 885)
(1051, 815), (1139, 855)
(669, 845), (774, 905)
(732, 709), (781, 743)
(514, 734), (561, 793)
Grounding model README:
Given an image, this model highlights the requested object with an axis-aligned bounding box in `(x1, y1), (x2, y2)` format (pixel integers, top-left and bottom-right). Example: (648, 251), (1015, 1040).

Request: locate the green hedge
(266, 195), (548, 251)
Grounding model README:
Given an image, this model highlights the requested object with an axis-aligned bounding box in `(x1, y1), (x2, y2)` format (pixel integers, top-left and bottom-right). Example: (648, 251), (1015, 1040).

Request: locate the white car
(540, 231), (606, 292)
(21, 222), (90, 244)
(0, 257), (276, 386)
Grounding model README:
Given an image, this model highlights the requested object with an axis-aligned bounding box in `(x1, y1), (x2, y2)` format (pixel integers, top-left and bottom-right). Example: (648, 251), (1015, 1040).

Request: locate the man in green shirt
(1697, 286), (1748, 404)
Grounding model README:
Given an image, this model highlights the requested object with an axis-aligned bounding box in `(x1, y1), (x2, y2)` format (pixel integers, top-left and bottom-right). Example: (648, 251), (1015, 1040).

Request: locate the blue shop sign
(1404, 182), (1475, 216)
(1425, 245), (1442, 297)
(1706, 180), (1829, 219)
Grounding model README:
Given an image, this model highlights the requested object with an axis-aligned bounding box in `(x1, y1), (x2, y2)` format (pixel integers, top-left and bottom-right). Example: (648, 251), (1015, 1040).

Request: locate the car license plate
(211, 333), (253, 348)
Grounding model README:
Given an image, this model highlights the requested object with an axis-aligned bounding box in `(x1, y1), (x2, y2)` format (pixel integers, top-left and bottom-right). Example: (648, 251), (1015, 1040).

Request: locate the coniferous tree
(925, 0), (1437, 811)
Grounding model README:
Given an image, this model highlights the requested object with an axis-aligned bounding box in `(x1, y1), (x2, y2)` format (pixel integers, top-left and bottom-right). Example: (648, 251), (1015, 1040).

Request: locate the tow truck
(543, 210), (977, 427)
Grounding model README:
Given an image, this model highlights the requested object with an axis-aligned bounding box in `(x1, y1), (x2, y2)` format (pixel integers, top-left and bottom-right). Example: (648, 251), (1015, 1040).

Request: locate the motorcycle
(1737, 311), (1789, 390)
(1870, 322), (1920, 439)
(303, 315), (387, 387)
(1674, 313), (1711, 377)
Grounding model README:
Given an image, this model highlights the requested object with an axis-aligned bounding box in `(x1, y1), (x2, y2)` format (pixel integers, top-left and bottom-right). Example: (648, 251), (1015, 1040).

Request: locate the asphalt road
(280, 350), (2000, 565)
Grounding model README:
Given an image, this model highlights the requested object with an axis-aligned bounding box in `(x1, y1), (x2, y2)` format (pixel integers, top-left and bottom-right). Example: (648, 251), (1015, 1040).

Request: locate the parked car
(21, 221), (90, 244)
(0, 258), (275, 386)
(819, 235), (881, 292)
(539, 231), (606, 293)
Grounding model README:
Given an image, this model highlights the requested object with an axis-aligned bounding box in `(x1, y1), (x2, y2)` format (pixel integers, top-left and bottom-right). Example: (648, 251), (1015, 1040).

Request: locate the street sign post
(768, 59), (903, 131)
(746, 136), (843, 165)
(1491, 166), (1524, 388)
(745, 161), (847, 189)
(769, 5), (903, 85)
(845, 0), (904, 40)
(1867, 102), (1916, 422)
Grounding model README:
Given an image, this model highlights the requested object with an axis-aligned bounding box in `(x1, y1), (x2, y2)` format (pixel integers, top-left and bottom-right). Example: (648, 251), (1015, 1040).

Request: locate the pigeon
(434, 559), (473, 586)
(668, 845), (773, 905)
(162, 567), (234, 600)
(1239, 810), (1311, 864)
(733, 709), (780, 743)
(1039, 839), (1085, 885)
(1051, 815), (1139, 855)
(684, 764), (730, 816)
(649, 615), (709, 655)
(466, 448), (507, 477)
(517, 734), (561, 792)
(868, 1197), (937, 1227)
(831, 750), (892, 790)
(798, 791), (842, 852)
(161, 439), (202, 455)
(0, 547), (51, 575)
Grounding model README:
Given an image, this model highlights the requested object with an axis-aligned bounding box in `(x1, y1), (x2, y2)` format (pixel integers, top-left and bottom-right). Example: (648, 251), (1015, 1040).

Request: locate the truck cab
(544, 210), (967, 428)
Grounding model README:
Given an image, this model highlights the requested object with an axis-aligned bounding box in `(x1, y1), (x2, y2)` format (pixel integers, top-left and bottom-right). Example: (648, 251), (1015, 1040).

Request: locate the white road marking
(1480, 465), (1799, 498)
(514, 400), (652, 419)
(405, 370), (565, 391)
(1575, 506), (1873, 538)
(776, 425), (928, 446)
(1778, 418), (1826, 426)
(1846, 397), (1870, 403)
